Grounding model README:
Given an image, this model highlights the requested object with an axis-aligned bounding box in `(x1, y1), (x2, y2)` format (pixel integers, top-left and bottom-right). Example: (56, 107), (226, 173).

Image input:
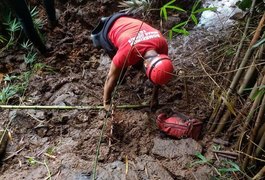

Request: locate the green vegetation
(118, 0), (216, 39)
(0, 5), (47, 105)
(118, 0), (151, 14)
(0, 71), (31, 104)
(160, 0), (216, 38)
(27, 156), (51, 180)
(1, 14), (21, 51)
(191, 152), (246, 179)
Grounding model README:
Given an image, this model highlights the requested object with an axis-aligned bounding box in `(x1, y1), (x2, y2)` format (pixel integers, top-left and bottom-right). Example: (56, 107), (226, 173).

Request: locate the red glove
(156, 112), (202, 140)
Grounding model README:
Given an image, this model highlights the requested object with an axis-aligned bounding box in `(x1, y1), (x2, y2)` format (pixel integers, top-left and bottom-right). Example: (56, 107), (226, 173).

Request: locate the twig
(212, 150), (238, 157)
(44, 160), (52, 180)
(44, 153), (57, 160)
(2, 146), (25, 161)
(235, 150), (265, 162)
(217, 153), (237, 160)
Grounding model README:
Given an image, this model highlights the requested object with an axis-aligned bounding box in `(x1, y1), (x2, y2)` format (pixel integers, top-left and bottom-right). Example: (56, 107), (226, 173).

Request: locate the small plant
(160, 0), (186, 21)
(33, 63), (54, 74)
(27, 157), (51, 180)
(21, 40), (33, 51)
(24, 52), (37, 65)
(190, 152), (212, 167)
(30, 6), (44, 31)
(3, 74), (19, 82)
(160, 0), (216, 39)
(2, 13), (21, 50)
(0, 85), (17, 104)
(0, 71), (31, 104)
(119, 0), (151, 14)
(190, 152), (246, 178)
(218, 160), (240, 175)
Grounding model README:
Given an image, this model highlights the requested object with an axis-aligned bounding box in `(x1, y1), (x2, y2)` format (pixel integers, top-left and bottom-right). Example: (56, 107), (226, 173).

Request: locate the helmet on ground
(145, 54), (174, 85)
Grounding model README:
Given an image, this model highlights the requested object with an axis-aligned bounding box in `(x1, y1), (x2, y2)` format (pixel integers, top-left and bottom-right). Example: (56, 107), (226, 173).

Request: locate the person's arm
(103, 61), (122, 110)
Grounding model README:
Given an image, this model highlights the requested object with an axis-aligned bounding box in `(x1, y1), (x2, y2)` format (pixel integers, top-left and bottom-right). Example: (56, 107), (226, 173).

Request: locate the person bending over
(91, 13), (174, 111)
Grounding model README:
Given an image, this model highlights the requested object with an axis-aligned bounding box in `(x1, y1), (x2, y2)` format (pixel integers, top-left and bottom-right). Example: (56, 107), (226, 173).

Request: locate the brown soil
(0, 1), (237, 179)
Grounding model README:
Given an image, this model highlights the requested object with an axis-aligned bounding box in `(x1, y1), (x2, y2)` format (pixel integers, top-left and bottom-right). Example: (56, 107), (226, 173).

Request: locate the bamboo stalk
(236, 73), (265, 150)
(215, 45), (265, 134)
(225, 101), (251, 140)
(238, 42), (265, 93)
(227, 12), (265, 96)
(228, 0), (257, 78)
(256, 122), (265, 143)
(0, 104), (152, 110)
(243, 93), (265, 169)
(255, 130), (265, 158)
(253, 166), (265, 180)
(210, 12), (265, 132)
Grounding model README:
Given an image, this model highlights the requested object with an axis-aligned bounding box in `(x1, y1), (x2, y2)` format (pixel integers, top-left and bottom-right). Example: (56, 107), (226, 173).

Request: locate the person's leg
(9, 0), (47, 54)
(43, 0), (58, 27)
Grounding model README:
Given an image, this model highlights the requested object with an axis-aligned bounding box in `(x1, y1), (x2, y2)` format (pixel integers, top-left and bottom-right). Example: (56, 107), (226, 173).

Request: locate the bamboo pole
(215, 44), (265, 134)
(256, 122), (265, 143)
(0, 104), (150, 110)
(209, 12), (265, 132)
(243, 93), (265, 170)
(255, 129), (265, 158)
(253, 166), (265, 180)
(236, 73), (265, 150)
(227, 12), (265, 96)
(227, 0), (257, 78)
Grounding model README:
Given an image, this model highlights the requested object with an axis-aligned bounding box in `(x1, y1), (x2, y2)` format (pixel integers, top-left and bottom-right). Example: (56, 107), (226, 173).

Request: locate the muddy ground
(0, 0), (241, 179)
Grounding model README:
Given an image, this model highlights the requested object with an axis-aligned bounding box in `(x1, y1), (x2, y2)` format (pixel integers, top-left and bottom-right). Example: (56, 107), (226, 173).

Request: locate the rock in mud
(94, 155), (173, 180)
(152, 138), (202, 158)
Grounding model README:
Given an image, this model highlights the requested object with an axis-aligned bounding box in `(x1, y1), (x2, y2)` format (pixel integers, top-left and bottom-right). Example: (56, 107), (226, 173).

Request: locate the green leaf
(172, 28), (189, 36)
(196, 152), (208, 162)
(218, 160), (240, 173)
(160, 7), (168, 20)
(166, 5), (186, 12)
(192, 0), (201, 12)
(172, 21), (188, 29)
(236, 0), (252, 11)
(190, 152), (210, 167)
(194, 7), (217, 14)
(226, 161), (240, 171)
(251, 89), (265, 101)
(221, 96), (236, 116)
(164, 0), (176, 7)
(252, 38), (265, 49)
(191, 14), (198, 25)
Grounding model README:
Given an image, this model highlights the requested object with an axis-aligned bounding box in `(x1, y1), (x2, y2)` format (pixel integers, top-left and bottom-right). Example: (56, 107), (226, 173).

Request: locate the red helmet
(146, 54), (174, 85)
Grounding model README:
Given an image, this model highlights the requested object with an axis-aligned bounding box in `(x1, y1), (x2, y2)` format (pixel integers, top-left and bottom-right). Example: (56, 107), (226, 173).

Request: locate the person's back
(108, 17), (168, 68)
(91, 14), (174, 110)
